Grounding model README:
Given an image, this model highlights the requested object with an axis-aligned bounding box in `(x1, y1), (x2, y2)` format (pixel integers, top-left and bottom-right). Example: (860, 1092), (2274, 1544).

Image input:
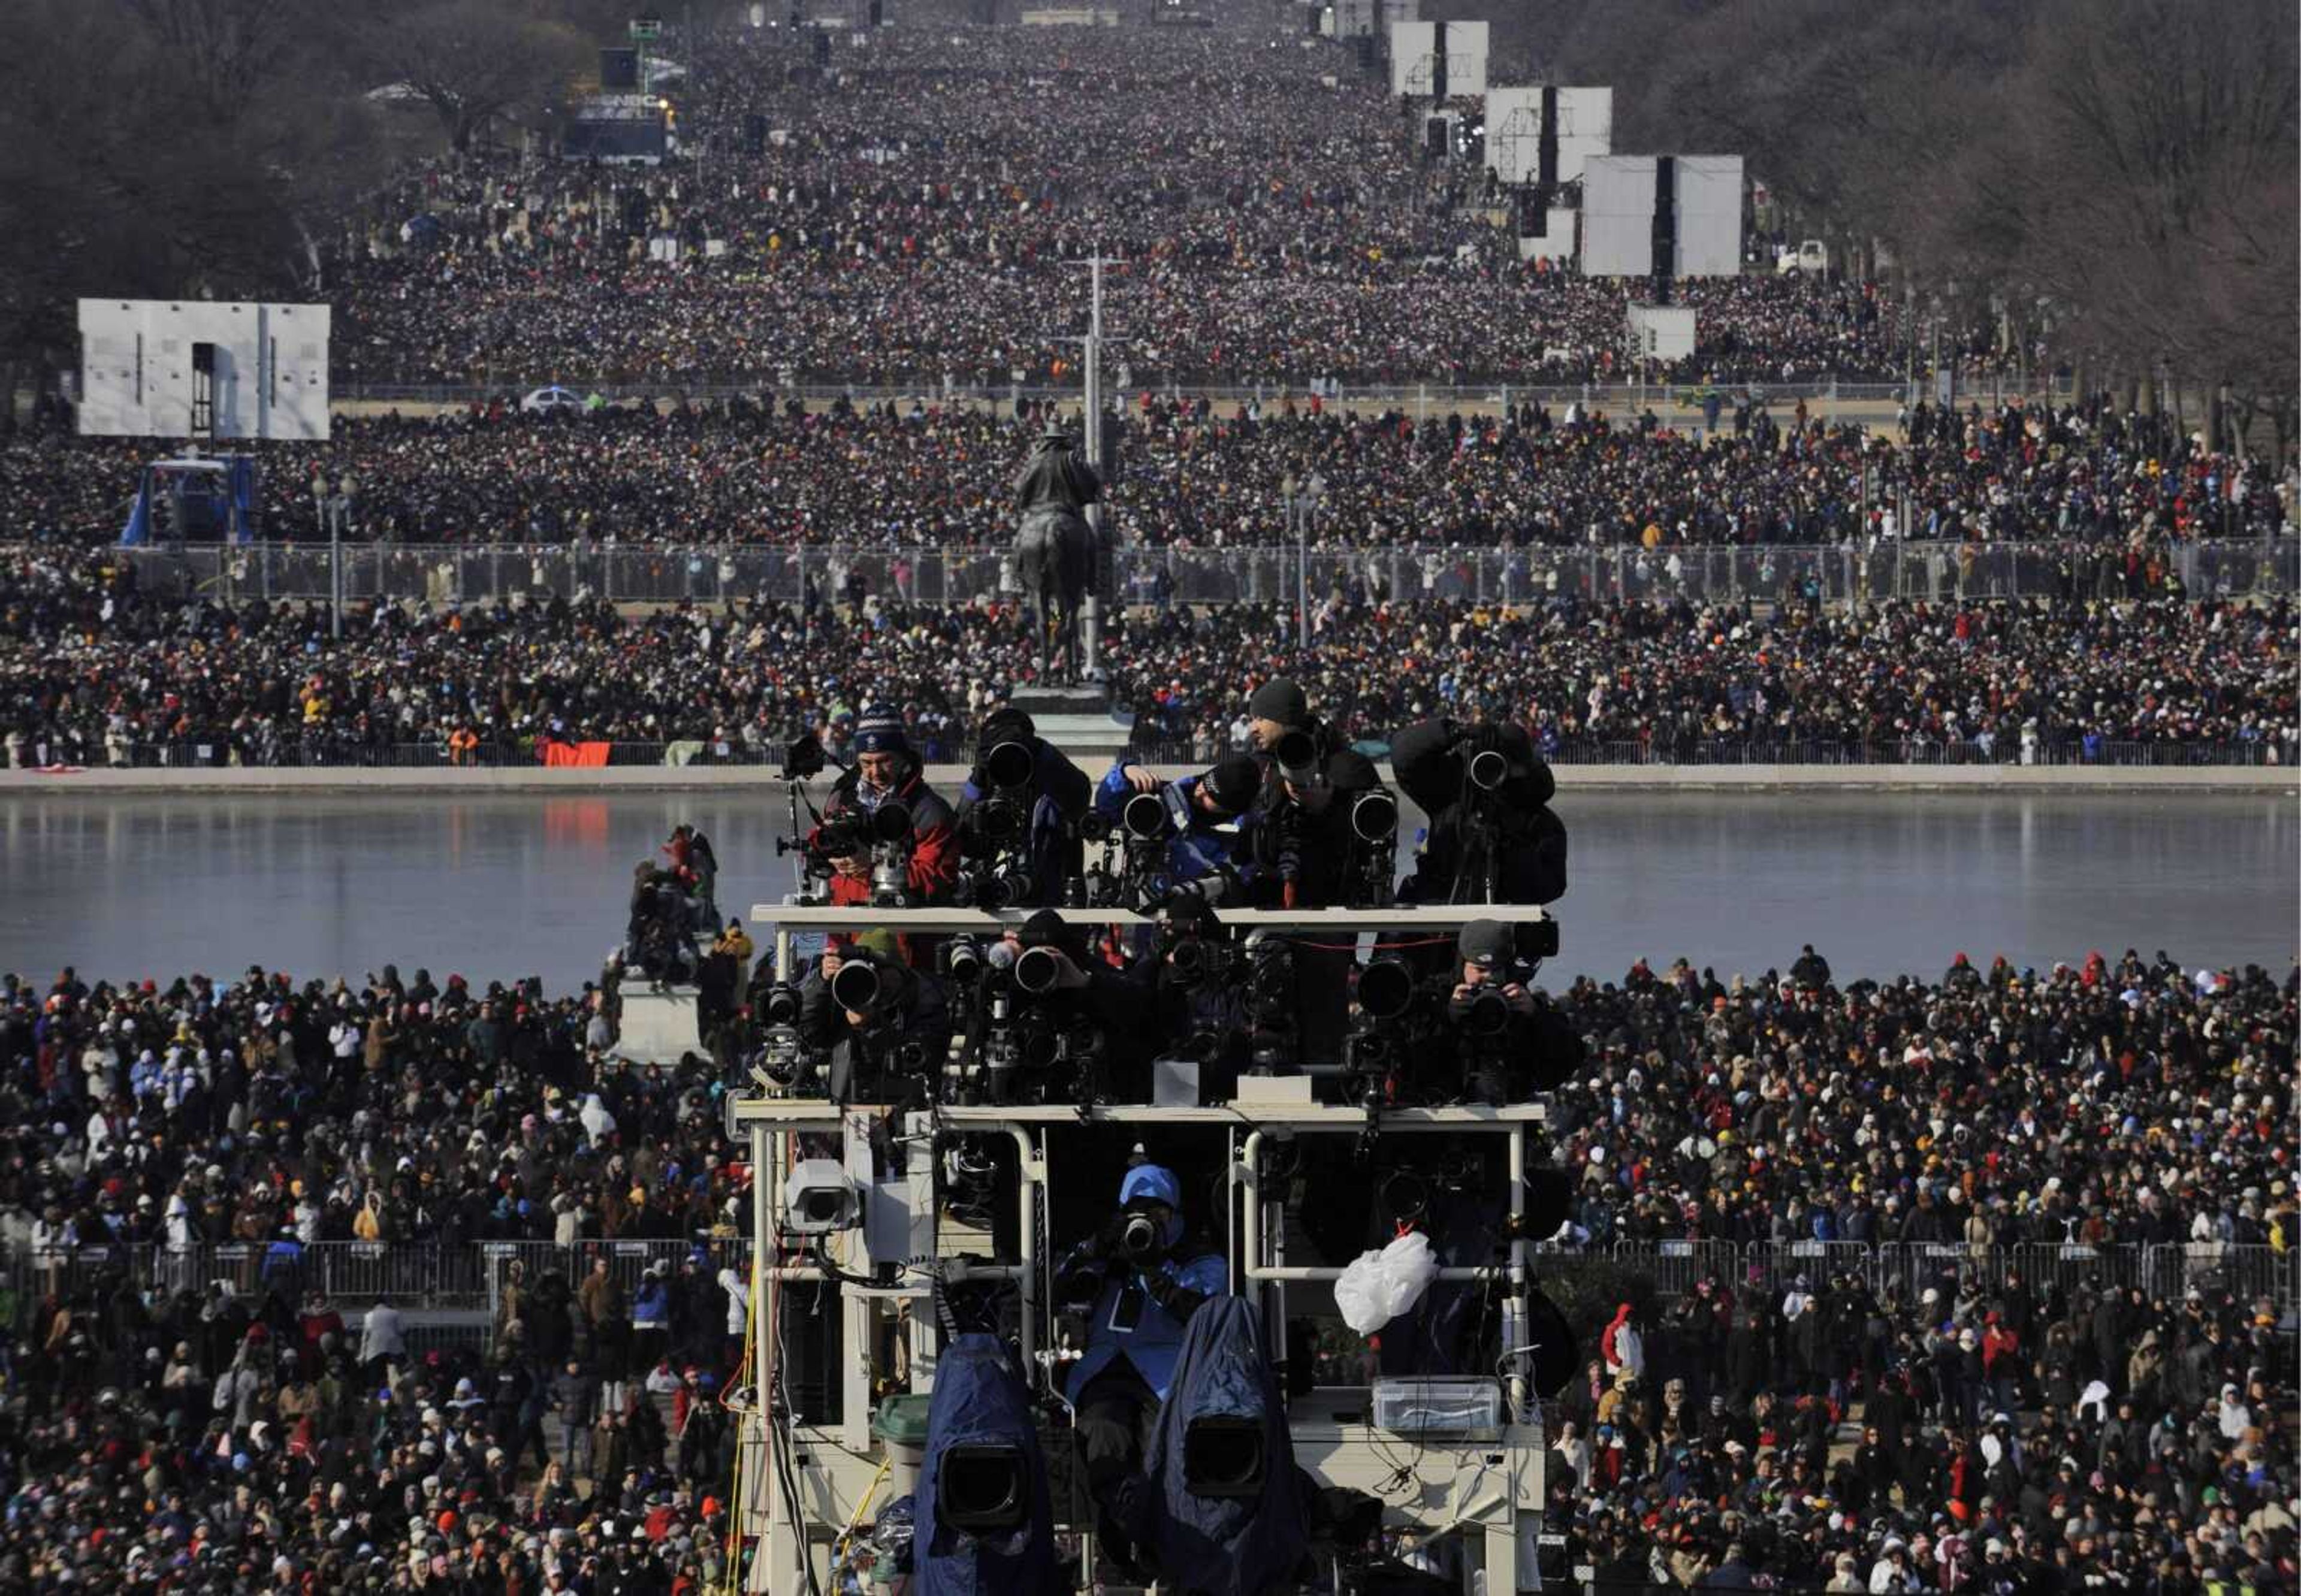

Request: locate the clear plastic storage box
(1369, 1377), (1505, 1438)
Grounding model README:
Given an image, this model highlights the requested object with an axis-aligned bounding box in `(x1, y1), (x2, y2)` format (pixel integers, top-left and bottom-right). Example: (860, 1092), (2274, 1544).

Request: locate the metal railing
(0, 1236), (754, 1314)
(1560, 1237), (2301, 1314)
(5, 1237), (2285, 1322)
(109, 536), (2299, 610)
(329, 374), (2037, 412)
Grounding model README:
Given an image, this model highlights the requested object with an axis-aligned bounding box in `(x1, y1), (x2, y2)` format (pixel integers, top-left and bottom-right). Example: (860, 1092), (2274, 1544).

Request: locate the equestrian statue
(1012, 423), (1103, 682)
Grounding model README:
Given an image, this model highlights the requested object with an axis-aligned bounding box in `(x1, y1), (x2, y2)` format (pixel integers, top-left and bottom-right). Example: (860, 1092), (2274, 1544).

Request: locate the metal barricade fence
(1618, 1239), (1742, 1300)
(113, 537), (2294, 610)
(2144, 1242), (2301, 1315)
(4, 1238), (2285, 1326)
(1737, 1240), (1886, 1298)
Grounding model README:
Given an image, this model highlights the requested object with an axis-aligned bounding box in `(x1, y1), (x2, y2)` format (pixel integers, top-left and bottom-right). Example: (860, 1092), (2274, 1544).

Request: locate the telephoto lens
(1122, 790), (1171, 841)
(1467, 748), (1509, 791)
(943, 936), (985, 984)
(1460, 989), (1511, 1036)
(1119, 1211), (1161, 1259)
(982, 739), (1035, 790)
(1274, 729), (1322, 788)
(1013, 945), (1062, 996)
(1355, 959), (1416, 1021)
(1351, 789), (1398, 842)
(762, 983), (803, 1026)
(830, 960), (883, 1014)
(870, 801), (914, 844)
(974, 866), (1034, 911)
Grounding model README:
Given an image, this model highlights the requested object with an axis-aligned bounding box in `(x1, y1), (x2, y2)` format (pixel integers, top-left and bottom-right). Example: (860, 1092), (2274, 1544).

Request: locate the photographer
(1388, 716), (1567, 906)
(1443, 920), (1584, 1105)
(1242, 676), (1382, 1064)
(796, 932), (951, 1104)
(955, 909), (1150, 1103)
(1239, 675), (1384, 908)
(1094, 750), (1262, 905)
(954, 705), (1092, 908)
(810, 701), (959, 924)
(1055, 1160), (1227, 1583)
(1124, 891), (1249, 1097)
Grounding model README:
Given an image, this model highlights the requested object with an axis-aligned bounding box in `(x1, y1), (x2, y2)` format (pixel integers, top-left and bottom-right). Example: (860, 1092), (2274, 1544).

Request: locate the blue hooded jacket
(1092, 762), (1258, 902)
(915, 1334), (1055, 1596)
(1064, 1163), (1227, 1404)
(1142, 1296), (1308, 1596)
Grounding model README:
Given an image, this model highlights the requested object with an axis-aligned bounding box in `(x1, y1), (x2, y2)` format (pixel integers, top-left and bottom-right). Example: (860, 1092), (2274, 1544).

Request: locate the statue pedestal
(1008, 683), (1110, 718)
(1007, 681), (1131, 758)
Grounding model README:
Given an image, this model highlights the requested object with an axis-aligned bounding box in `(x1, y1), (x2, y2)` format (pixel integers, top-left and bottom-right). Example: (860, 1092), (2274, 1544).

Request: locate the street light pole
(1299, 513), (1310, 648)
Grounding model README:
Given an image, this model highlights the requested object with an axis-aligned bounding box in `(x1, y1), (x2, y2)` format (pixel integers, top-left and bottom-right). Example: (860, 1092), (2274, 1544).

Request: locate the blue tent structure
(915, 1334), (1055, 1596)
(120, 454), (258, 545)
(1143, 1297), (1309, 1596)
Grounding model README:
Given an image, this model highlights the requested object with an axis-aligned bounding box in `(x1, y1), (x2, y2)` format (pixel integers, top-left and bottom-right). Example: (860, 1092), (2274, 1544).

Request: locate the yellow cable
(719, 1235), (762, 1595)
(832, 1455), (895, 1571)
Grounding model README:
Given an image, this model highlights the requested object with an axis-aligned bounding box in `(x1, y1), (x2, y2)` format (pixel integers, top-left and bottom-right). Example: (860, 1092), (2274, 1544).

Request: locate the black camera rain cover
(916, 1334), (1054, 1595)
(1142, 1297), (1308, 1595)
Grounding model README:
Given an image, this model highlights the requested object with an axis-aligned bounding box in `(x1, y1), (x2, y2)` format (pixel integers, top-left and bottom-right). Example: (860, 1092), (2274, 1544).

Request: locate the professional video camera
(938, 936), (1104, 1105)
(749, 980), (817, 1090)
(1242, 932), (1297, 1074)
(955, 737), (1041, 910)
(1340, 957), (1433, 1111)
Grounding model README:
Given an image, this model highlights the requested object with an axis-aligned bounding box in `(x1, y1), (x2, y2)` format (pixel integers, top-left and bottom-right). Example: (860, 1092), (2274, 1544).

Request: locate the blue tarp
(119, 457), (257, 545)
(1142, 1296), (1308, 1596)
(916, 1334), (1055, 1596)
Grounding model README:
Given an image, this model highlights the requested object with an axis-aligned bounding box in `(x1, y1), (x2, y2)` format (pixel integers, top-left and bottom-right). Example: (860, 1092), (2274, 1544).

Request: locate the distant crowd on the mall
(0, 934), (2289, 1590)
(3, 539), (2291, 769)
(317, 17), (1909, 392)
(4, 389), (2290, 553)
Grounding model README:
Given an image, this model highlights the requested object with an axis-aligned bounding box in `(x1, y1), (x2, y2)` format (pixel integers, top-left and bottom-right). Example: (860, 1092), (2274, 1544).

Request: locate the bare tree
(356, 0), (591, 153)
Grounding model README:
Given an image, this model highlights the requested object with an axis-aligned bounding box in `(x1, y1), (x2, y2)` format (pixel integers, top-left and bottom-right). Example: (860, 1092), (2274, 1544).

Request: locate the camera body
(750, 980), (817, 1089)
(941, 941), (1103, 1107)
(781, 734), (827, 782)
(1342, 957), (1434, 1111)
(1242, 933), (1298, 1074)
(957, 739), (1044, 909)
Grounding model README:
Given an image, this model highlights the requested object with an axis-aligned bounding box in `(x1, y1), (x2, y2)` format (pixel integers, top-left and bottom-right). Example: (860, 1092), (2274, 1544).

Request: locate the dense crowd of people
(0, 960), (744, 1591)
(324, 21), (1910, 390)
(3, 542), (2290, 767)
(0, 10), (2290, 1586)
(1542, 945), (2297, 1592)
(6, 391), (2286, 552)
(0, 942), (2288, 1590)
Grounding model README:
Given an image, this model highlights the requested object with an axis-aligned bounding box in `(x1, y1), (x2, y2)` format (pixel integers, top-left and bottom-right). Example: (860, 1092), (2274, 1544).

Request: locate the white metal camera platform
(730, 905), (1556, 1594)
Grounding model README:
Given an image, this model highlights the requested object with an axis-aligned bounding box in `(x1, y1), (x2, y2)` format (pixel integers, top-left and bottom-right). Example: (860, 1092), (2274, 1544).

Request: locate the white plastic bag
(1334, 1231), (1443, 1334)
(1334, 1251), (1391, 1334)
(1377, 1229), (1441, 1319)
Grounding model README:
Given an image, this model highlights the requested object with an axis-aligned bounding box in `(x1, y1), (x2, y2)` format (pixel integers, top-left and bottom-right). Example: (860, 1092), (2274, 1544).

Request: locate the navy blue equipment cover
(1142, 1296), (1309, 1595)
(916, 1334), (1055, 1596)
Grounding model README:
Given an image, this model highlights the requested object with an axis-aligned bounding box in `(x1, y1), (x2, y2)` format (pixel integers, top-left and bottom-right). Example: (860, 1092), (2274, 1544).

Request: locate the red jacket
(813, 770), (959, 968)
(814, 769), (958, 903)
